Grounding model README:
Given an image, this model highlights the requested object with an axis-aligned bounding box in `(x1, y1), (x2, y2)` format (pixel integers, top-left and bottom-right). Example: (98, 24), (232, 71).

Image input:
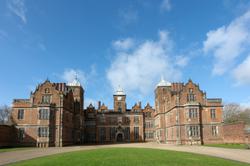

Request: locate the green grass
(204, 143), (249, 149)
(10, 148), (250, 166)
(0, 147), (33, 153)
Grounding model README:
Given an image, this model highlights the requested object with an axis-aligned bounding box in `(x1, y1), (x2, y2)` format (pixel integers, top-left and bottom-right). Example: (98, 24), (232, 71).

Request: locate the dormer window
(42, 95), (51, 104)
(187, 88), (196, 102)
(45, 88), (50, 94)
(189, 88), (193, 93)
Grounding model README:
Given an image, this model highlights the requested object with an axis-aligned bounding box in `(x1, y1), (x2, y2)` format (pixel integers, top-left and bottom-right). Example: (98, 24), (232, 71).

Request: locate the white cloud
(160, 0), (171, 12)
(233, 55), (250, 85)
(175, 55), (189, 67)
(112, 38), (135, 50)
(107, 30), (182, 96)
(203, 10), (250, 75)
(7, 0), (27, 24)
(61, 69), (86, 86)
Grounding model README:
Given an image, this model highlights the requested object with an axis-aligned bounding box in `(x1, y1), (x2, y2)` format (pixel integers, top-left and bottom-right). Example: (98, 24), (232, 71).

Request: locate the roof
(67, 75), (81, 87)
(114, 85), (125, 95)
(156, 76), (171, 87)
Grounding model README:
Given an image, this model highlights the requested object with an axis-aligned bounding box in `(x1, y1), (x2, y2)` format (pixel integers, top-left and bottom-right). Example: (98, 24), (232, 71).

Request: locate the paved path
(0, 143), (250, 165)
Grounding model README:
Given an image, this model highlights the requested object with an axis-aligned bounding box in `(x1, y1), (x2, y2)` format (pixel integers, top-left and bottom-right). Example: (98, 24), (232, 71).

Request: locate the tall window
(99, 127), (106, 143)
(118, 102), (122, 112)
(42, 95), (51, 104)
(18, 109), (24, 120)
(187, 88), (195, 102)
(110, 127), (116, 141)
(134, 127), (139, 141)
(210, 109), (216, 119)
(124, 127), (130, 141)
(39, 109), (49, 120)
(212, 126), (219, 136)
(188, 108), (198, 118)
(38, 127), (49, 137)
(188, 126), (199, 137)
(134, 116), (139, 124)
(18, 128), (25, 141)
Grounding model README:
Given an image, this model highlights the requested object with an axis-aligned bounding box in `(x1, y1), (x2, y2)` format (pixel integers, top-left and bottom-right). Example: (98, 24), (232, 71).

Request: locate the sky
(1, 0), (250, 109)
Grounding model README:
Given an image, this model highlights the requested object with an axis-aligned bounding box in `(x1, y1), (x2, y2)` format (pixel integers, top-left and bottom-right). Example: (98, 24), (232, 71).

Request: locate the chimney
(138, 101), (141, 108)
(98, 101), (101, 109)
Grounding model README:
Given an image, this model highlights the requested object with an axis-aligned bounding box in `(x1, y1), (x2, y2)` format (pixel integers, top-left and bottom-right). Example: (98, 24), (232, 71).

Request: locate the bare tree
(0, 105), (12, 124)
(223, 103), (250, 124)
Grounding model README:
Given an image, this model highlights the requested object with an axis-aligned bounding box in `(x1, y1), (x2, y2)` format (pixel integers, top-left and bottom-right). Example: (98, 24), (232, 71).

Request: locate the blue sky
(1, 0), (250, 109)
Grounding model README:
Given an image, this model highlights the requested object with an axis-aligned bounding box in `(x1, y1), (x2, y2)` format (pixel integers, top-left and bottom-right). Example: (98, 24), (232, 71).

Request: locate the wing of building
(9, 77), (224, 147)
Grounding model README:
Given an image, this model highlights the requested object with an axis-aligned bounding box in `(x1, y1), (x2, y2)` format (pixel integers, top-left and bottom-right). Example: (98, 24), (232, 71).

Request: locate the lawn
(10, 148), (250, 166)
(204, 143), (249, 149)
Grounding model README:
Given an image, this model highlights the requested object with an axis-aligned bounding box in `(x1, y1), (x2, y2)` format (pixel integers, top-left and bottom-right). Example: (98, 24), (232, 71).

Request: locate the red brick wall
(223, 122), (248, 144)
(0, 125), (17, 147)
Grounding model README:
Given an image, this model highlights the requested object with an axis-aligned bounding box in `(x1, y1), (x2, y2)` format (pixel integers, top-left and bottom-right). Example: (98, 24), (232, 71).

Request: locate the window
(124, 127), (130, 141)
(212, 126), (219, 136)
(210, 109), (216, 119)
(99, 127), (106, 143)
(134, 127), (139, 141)
(145, 122), (153, 128)
(45, 88), (50, 94)
(42, 95), (51, 104)
(187, 94), (195, 102)
(18, 109), (24, 120)
(187, 89), (195, 102)
(188, 126), (199, 137)
(39, 109), (49, 120)
(100, 127), (106, 142)
(134, 116), (139, 124)
(188, 108), (198, 118)
(124, 117), (130, 124)
(38, 127), (49, 137)
(18, 128), (25, 141)
(145, 112), (151, 118)
(110, 127), (116, 141)
(145, 131), (154, 139)
(117, 102), (122, 112)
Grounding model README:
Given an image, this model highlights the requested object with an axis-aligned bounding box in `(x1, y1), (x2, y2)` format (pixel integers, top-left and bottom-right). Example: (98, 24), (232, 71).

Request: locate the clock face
(117, 96), (122, 101)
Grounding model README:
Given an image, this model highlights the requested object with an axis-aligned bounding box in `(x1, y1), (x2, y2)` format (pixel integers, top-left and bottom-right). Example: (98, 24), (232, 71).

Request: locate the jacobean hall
(10, 76), (223, 147)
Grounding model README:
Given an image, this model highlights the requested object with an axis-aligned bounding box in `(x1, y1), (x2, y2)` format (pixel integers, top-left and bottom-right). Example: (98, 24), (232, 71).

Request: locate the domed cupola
(67, 74), (81, 87)
(156, 76), (171, 87)
(114, 85), (125, 96)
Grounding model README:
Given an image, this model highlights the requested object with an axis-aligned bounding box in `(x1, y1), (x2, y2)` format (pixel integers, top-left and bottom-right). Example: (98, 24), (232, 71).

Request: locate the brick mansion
(6, 76), (227, 147)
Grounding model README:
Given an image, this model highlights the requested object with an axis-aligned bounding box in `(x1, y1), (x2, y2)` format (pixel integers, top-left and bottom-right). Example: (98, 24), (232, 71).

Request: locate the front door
(117, 133), (123, 142)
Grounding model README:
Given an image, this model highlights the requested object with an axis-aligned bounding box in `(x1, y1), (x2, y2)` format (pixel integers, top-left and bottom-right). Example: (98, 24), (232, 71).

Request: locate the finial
(161, 75), (164, 81)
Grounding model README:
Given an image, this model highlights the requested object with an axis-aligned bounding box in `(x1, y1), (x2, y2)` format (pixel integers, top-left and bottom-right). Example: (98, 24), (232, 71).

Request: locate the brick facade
(0, 125), (17, 147)
(155, 79), (223, 145)
(11, 79), (84, 147)
(7, 78), (248, 147)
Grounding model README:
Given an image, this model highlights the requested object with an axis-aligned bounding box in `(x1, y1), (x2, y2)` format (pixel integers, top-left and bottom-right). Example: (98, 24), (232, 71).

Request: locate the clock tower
(113, 86), (126, 113)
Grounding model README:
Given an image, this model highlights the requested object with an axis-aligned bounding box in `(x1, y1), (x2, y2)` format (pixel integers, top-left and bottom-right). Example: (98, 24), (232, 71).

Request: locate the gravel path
(0, 143), (249, 165)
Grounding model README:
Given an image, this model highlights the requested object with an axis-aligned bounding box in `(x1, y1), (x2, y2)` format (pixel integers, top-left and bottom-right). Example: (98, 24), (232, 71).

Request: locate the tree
(0, 105), (12, 124)
(223, 103), (250, 124)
